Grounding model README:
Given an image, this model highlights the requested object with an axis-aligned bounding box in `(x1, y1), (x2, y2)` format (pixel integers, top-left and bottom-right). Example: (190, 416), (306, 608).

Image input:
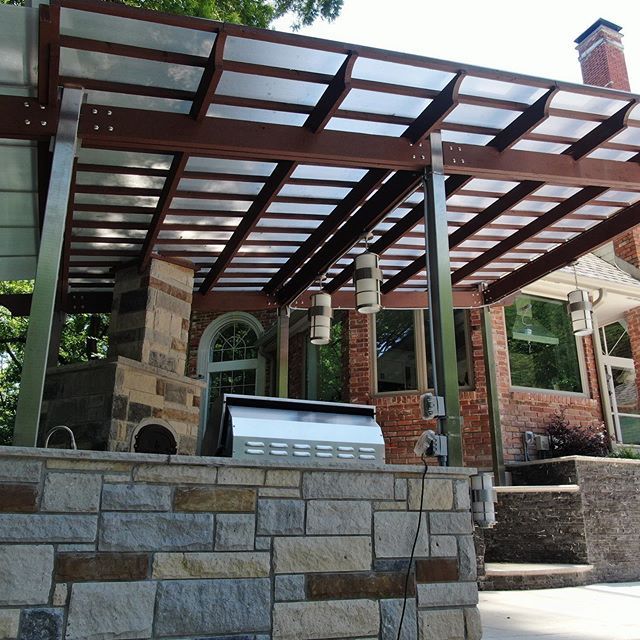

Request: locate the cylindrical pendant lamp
(309, 291), (332, 345)
(354, 251), (382, 314)
(567, 289), (593, 336)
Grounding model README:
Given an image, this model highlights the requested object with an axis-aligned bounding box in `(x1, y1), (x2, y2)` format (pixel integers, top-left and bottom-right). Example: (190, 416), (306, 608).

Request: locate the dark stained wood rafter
(483, 197), (640, 303)
(190, 31), (227, 121)
(198, 161), (297, 293)
(139, 152), (189, 271)
(488, 87), (558, 152)
(451, 185), (609, 284)
(563, 100), (637, 160)
(326, 175), (473, 293)
(275, 171), (422, 306)
(380, 180), (544, 293)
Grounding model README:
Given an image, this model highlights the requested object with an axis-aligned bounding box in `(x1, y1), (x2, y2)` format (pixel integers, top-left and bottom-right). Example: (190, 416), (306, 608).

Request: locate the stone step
(481, 562), (595, 591)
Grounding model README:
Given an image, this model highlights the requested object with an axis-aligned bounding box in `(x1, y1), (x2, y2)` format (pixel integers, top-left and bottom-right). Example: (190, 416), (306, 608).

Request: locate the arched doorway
(197, 313), (265, 454)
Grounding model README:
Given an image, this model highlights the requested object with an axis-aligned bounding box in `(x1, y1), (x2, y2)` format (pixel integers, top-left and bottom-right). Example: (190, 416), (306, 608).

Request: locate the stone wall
(0, 447), (481, 640)
(483, 486), (589, 565)
(40, 357), (205, 454)
(492, 456), (640, 583)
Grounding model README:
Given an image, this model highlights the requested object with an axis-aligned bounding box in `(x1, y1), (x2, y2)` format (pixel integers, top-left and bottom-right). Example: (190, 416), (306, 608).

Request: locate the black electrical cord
(396, 453), (428, 640)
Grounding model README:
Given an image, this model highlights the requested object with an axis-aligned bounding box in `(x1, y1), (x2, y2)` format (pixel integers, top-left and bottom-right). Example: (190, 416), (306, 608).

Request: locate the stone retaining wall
(0, 447), (480, 640)
(488, 456), (640, 583)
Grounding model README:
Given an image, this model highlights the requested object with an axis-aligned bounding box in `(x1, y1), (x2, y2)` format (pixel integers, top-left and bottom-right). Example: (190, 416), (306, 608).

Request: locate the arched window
(197, 313), (265, 453)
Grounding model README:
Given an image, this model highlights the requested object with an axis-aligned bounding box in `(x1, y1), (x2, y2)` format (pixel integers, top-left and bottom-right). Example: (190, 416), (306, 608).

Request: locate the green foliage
(0, 0), (343, 29)
(0, 281), (109, 446)
(609, 446), (640, 460)
(317, 313), (343, 402)
(546, 412), (608, 458)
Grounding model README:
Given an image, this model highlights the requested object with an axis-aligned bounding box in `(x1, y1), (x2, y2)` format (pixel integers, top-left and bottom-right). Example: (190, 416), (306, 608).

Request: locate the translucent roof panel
(78, 149), (173, 170)
(511, 140), (570, 154)
(352, 58), (455, 90)
(86, 90), (191, 114)
(278, 184), (351, 199)
(459, 76), (545, 104)
(292, 165), (368, 182)
(224, 36), (345, 75)
(60, 49), (203, 91)
(177, 179), (264, 195)
(74, 194), (159, 208)
(531, 116), (599, 139)
(169, 198), (251, 212)
(216, 71), (325, 106)
(588, 148), (637, 162)
(441, 130), (494, 146)
(534, 185), (582, 199)
(444, 104), (520, 129)
(325, 118), (407, 137)
(76, 172), (166, 189)
(608, 127), (640, 147)
(340, 89), (430, 118)
(0, 6), (38, 93)
(60, 7), (215, 57)
(208, 104), (308, 127)
(186, 157), (277, 176)
(551, 90), (630, 117)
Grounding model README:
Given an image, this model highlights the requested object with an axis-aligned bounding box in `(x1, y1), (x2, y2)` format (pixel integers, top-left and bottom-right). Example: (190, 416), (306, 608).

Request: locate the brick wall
(507, 457), (640, 583)
(614, 227), (640, 270)
(0, 447), (481, 640)
(343, 307), (603, 467)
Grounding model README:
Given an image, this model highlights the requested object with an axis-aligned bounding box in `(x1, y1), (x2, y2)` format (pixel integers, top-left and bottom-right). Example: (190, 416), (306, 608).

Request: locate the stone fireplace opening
(132, 422), (178, 455)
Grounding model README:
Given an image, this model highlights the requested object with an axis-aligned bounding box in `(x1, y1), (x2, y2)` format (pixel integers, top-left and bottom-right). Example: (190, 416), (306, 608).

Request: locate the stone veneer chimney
(575, 18), (640, 270)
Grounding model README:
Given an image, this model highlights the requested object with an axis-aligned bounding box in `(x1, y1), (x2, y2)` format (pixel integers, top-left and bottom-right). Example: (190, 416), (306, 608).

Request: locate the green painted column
(481, 306), (506, 484)
(424, 132), (463, 466)
(276, 306), (290, 398)
(13, 88), (83, 447)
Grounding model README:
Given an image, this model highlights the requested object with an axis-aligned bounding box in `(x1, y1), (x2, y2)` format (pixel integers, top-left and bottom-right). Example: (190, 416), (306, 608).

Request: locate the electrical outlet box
(420, 393), (446, 420)
(524, 431), (535, 445)
(534, 435), (550, 451)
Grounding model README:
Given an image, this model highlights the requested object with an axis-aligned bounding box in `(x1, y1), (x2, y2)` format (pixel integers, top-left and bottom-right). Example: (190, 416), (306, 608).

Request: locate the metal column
(13, 88), (83, 447)
(424, 132), (463, 466)
(276, 306), (290, 398)
(480, 306), (506, 484)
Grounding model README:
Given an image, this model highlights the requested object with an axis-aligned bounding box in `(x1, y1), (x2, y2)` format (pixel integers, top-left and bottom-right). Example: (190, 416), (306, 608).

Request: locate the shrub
(545, 412), (608, 458)
(609, 446), (640, 460)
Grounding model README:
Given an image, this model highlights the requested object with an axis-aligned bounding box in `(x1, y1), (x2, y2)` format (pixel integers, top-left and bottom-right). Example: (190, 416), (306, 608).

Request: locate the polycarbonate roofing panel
(2, 1), (640, 307)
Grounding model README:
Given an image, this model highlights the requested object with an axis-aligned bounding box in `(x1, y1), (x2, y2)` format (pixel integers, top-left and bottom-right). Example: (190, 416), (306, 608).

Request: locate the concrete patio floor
(480, 582), (640, 640)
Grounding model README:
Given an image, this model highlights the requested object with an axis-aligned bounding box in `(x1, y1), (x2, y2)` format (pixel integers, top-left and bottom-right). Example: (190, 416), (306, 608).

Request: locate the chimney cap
(575, 18), (623, 45)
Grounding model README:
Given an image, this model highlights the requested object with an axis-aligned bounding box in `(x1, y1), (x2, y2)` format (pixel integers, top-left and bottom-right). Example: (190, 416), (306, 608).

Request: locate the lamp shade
(567, 289), (593, 336)
(354, 251), (382, 314)
(309, 291), (332, 345)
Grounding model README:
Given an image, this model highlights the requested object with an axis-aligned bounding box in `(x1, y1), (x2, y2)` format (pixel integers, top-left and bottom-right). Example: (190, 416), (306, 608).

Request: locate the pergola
(2, 0), (640, 465)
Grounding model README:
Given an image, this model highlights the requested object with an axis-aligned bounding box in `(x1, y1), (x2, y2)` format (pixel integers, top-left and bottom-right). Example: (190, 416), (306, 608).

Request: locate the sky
(274, 0), (640, 91)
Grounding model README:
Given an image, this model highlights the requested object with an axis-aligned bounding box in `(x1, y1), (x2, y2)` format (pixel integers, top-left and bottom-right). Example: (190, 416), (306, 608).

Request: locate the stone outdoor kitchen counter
(0, 446), (480, 640)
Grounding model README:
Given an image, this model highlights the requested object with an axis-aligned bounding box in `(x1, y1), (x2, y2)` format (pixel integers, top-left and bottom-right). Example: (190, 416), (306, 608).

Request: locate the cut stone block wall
(487, 456), (640, 583)
(0, 447), (480, 640)
(41, 357), (205, 454)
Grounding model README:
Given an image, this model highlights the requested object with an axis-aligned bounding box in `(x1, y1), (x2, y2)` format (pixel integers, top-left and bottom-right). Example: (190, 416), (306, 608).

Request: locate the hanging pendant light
(568, 262), (593, 337)
(309, 291), (333, 345)
(354, 234), (382, 314)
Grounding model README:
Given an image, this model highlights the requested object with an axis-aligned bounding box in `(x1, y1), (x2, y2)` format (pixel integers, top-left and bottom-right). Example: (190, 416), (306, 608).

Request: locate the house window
(375, 309), (472, 393)
(504, 295), (584, 393)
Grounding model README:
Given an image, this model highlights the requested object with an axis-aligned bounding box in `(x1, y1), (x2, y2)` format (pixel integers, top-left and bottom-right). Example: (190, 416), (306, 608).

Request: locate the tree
(0, 281), (109, 446)
(0, 0), (344, 29)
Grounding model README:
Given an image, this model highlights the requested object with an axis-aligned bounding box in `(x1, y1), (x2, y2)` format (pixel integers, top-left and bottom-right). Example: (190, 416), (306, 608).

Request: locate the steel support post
(276, 306), (290, 398)
(480, 306), (506, 484)
(13, 88), (83, 447)
(424, 132), (463, 466)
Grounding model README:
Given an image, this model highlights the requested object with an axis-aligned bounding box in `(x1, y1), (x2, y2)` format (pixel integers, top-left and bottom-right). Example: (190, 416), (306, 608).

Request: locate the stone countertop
(0, 446), (476, 477)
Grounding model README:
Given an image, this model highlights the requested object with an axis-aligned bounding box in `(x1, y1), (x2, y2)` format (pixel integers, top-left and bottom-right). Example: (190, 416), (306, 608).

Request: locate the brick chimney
(576, 19), (639, 270)
(575, 18), (630, 91)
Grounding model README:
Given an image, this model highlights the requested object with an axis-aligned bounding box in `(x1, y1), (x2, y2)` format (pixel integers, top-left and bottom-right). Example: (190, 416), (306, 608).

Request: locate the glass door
(600, 321), (640, 444)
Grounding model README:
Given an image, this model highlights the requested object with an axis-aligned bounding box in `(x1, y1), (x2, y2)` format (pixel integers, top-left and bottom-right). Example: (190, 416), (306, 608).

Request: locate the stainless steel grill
(220, 395), (385, 464)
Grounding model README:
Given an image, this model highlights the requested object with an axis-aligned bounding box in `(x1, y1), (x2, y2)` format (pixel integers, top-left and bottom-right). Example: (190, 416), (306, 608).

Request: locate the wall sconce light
(354, 235), (382, 314)
(568, 262), (593, 337)
(309, 291), (332, 345)
(471, 472), (497, 529)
